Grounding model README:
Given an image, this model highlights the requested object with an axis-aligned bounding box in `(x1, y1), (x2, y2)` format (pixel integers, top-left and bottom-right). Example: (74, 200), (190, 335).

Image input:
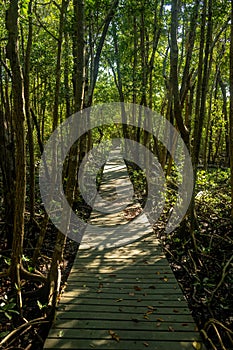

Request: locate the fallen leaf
(156, 318), (164, 322)
(109, 330), (120, 342)
(115, 298), (123, 302)
(128, 292), (135, 296)
(147, 306), (154, 310)
(146, 311), (153, 315)
(173, 309), (179, 313)
(168, 326), (175, 332)
(156, 322), (161, 327)
(192, 341), (202, 350)
(143, 315), (149, 320)
(134, 286), (142, 291)
(58, 330), (64, 338)
(143, 342), (149, 347)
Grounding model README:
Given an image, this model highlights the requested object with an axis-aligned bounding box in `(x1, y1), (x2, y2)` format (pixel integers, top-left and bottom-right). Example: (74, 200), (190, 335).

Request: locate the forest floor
(0, 165), (232, 350)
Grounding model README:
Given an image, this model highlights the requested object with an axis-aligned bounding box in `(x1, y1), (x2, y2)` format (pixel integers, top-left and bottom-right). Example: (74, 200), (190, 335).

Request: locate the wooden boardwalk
(44, 150), (205, 350)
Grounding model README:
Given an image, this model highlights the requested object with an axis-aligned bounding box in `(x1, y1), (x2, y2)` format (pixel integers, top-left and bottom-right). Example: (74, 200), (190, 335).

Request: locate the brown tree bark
(170, 0), (189, 147)
(192, 0), (212, 171)
(0, 49), (15, 249)
(218, 72), (229, 167)
(23, 0), (35, 219)
(180, 0), (200, 106)
(47, 0), (85, 310)
(6, 0), (26, 285)
(53, 0), (69, 130)
(73, 0), (85, 112)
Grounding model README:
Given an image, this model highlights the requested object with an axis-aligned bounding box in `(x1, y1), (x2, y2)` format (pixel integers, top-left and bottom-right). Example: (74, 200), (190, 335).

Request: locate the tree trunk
(218, 72), (229, 166)
(23, 0), (35, 220)
(192, 0), (212, 171)
(180, 0), (199, 106)
(0, 50), (15, 249)
(53, 0), (69, 129)
(170, 0), (189, 147)
(6, 0), (26, 290)
(47, 0), (85, 310)
(73, 0), (85, 112)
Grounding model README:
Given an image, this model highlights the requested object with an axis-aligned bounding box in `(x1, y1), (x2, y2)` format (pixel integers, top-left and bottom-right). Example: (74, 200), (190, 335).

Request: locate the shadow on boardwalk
(44, 232), (205, 350)
(44, 150), (205, 349)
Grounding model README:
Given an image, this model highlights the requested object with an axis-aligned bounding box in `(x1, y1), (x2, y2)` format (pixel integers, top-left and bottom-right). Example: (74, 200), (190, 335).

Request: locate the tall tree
(170, 0), (189, 147)
(6, 0), (26, 286)
(23, 0), (35, 219)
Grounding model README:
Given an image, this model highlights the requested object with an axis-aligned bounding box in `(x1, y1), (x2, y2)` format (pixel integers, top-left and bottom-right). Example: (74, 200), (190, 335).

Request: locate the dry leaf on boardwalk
(134, 285), (142, 291)
(192, 341), (202, 349)
(108, 330), (120, 342)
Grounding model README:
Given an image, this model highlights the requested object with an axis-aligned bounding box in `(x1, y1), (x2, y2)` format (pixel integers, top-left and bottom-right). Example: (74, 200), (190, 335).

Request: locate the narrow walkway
(44, 149), (205, 350)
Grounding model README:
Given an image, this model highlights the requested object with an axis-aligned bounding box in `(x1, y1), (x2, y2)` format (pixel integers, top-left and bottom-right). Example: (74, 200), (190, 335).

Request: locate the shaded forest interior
(0, 0), (233, 349)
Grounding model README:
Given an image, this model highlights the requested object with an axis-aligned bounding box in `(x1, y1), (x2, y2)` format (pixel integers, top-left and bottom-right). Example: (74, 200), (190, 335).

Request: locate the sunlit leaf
(109, 330), (120, 342)
(192, 341), (202, 350)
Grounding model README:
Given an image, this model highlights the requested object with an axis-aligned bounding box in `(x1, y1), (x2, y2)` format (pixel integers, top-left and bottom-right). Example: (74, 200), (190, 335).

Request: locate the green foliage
(0, 295), (19, 320)
(195, 168), (231, 217)
(196, 168), (230, 190)
(37, 300), (47, 311)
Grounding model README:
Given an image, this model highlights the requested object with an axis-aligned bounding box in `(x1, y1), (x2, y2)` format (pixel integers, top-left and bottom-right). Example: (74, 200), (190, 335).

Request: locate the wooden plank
(44, 338), (204, 350)
(59, 294), (186, 302)
(62, 287), (185, 296)
(64, 284), (181, 292)
(68, 273), (175, 280)
(58, 298), (187, 307)
(56, 311), (195, 322)
(57, 305), (191, 316)
(70, 267), (174, 274)
(46, 328), (202, 341)
(67, 280), (178, 288)
(74, 251), (165, 258)
(53, 319), (197, 331)
(71, 265), (168, 270)
(72, 261), (167, 266)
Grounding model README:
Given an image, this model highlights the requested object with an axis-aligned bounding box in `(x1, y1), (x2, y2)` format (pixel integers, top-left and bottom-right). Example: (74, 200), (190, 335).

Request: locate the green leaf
(0, 331), (10, 338)
(5, 312), (12, 320)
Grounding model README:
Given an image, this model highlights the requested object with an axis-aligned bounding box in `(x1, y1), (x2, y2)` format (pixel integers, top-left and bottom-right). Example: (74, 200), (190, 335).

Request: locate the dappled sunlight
(44, 149), (205, 350)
